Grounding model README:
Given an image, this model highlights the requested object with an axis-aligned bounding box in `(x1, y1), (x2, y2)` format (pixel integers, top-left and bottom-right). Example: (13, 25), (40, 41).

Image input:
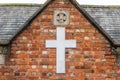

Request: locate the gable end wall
(0, 0), (120, 80)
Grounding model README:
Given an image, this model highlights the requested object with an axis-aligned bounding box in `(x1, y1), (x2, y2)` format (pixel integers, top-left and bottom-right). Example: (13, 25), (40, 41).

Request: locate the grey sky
(0, 0), (120, 5)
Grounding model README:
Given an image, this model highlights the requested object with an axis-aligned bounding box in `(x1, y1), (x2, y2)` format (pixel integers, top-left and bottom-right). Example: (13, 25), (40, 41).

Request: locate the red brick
(17, 53), (29, 58)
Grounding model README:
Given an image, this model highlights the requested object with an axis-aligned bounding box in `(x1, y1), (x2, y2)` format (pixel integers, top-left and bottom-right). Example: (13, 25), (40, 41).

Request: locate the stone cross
(46, 27), (76, 73)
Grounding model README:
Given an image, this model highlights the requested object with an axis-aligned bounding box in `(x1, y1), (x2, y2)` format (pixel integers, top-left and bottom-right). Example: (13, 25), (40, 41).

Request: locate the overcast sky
(0, 0), (120, 5)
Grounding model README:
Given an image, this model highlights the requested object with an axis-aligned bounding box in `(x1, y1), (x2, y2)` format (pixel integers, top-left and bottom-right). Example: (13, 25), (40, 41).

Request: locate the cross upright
(46, 27), (76, 73)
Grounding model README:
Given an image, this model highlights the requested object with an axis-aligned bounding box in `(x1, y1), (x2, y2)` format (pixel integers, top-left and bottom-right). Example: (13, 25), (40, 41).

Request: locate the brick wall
(0, 0), (120, 80)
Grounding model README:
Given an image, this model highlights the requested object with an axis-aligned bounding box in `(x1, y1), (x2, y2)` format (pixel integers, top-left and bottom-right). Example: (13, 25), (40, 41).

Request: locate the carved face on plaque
(54, 10), (69, 25)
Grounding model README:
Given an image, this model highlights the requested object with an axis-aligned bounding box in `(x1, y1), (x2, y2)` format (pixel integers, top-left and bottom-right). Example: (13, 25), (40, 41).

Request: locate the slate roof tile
(0, 6), (39, 43)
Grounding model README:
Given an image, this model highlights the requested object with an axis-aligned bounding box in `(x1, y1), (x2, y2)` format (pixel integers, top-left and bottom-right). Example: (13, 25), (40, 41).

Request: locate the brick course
(0, 0), (120, 80)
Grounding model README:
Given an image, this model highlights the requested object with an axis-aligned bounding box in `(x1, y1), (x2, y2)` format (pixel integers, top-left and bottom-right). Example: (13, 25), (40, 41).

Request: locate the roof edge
(113, 42), (120, 47)
(0, 40), (9, 46)
(0, 3), (41, 7)
(81, 5), (120, 8)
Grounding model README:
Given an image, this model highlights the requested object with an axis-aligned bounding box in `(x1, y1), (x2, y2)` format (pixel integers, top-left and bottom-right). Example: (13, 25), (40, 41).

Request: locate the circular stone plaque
(56, 13), (67, 23)
(54, 10), (69, 25)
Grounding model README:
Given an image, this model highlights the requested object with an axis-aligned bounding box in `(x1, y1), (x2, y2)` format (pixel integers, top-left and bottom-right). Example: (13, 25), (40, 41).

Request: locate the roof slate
(0, 6), (39, 44)
(0, 4), (120, 46)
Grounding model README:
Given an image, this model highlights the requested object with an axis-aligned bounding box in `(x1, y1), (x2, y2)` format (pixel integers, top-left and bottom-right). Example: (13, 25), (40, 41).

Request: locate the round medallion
(56, 13), (67, 23)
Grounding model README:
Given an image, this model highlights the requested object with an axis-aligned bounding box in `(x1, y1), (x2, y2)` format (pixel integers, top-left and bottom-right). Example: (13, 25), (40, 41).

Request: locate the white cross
(46, 27), (76, 73)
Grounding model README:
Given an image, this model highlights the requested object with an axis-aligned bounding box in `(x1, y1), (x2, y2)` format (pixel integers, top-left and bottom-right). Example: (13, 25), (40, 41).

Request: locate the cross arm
(64, 40), (76, 48)
(46, 40), (57, 48)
